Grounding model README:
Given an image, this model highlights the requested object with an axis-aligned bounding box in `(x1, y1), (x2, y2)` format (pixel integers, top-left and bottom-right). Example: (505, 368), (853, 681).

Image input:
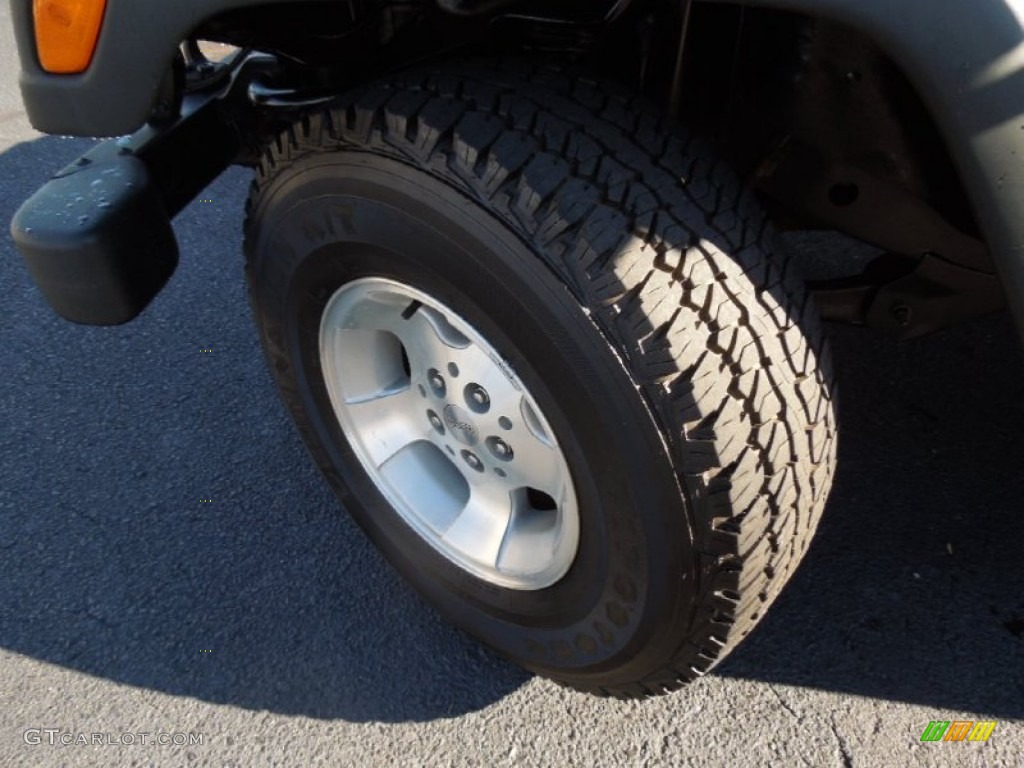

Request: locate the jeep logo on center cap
(443, 404), (478, 446)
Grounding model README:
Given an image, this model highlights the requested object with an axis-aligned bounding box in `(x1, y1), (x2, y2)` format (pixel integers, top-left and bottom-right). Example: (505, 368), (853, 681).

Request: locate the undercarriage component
(758, 140), (990, 273)
(811, 254), (1004, 338)
(761, 138), (1004, 337)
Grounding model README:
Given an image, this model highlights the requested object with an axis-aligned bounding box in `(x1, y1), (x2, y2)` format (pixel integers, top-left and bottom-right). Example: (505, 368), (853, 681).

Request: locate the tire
(243, 60), (837, 697)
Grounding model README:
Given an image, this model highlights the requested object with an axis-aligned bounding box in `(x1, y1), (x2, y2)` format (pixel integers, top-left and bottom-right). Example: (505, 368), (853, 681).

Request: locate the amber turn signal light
(33, 0), (107, 74)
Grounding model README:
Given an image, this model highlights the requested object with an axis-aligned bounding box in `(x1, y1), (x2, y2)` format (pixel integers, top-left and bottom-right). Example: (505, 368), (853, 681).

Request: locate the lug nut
(892, 305), (912, 327)
(486, 436), (513, 461)
(465, 383), (490, 413)
(463, 451), (483, 472)
(428, 411), (444, 432)
(428, 369), (446, 396)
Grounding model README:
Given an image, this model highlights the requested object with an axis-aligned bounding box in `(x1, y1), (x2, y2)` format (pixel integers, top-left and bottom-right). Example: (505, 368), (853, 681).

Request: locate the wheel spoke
(442, 483), (515, 569)
(500, 395), (565, 500)
(400, 306), (471, 374)
(339, 289), (408, 336)
(345, 386), (421, 467)
(498, 497), (561, 574)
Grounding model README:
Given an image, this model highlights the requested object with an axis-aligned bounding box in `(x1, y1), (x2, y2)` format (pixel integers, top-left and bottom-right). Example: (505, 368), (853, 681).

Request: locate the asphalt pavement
(1, 6), (1022, 767)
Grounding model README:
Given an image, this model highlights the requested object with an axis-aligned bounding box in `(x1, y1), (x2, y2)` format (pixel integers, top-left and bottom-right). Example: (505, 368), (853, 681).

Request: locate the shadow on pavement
(0, 136), (529, 724)
(1, 135), (1021, 723)
(717, 316), (1024, 719)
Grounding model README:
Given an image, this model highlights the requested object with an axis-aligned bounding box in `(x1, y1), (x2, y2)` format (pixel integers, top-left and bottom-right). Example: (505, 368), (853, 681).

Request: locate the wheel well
(193, 0), (986, 277)
(586, 4), (982, 252)
(574, 2), (1001, 335)
(192, 1), (364, 64)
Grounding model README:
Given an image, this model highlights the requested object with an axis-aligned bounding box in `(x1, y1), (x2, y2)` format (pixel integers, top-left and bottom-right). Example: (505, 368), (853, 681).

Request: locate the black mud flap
(11, 147), (178, 326)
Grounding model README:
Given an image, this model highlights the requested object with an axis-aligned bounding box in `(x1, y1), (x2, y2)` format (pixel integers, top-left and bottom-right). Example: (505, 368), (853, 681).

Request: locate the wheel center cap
(443, 404), (478, 446)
